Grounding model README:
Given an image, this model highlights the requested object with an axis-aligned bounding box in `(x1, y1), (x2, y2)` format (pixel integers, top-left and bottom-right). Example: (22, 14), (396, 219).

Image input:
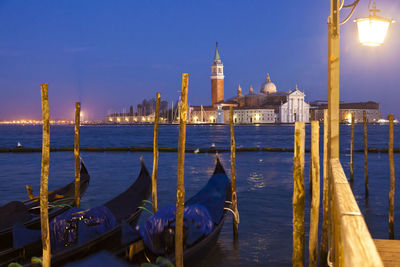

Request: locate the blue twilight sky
(0, 0), (399, 120)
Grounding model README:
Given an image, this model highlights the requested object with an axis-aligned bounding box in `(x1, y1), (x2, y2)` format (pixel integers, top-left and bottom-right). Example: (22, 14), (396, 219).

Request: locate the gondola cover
(138, 172), (230, 255)
(13, 206), (118, 251)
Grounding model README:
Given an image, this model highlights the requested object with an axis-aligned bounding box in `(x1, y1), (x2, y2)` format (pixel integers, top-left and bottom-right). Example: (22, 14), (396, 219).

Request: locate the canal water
(1, 124), (400, 266)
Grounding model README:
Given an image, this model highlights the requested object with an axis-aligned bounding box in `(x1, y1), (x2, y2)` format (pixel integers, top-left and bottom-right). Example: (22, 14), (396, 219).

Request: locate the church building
(189, 43), (310, 124)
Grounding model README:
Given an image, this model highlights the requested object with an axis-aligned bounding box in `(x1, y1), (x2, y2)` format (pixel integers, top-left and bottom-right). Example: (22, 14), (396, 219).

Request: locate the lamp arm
(339, 0), (345, 10)
(343, 1), (358, 9)
(340, 0), (360, 25)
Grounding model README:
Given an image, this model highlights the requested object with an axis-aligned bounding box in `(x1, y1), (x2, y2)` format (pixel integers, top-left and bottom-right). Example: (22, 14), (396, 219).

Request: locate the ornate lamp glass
(355, 4), (393, 46)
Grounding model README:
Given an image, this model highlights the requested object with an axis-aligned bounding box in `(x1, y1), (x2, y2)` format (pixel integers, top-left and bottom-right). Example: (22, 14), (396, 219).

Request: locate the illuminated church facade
(189, 43), (310, 124)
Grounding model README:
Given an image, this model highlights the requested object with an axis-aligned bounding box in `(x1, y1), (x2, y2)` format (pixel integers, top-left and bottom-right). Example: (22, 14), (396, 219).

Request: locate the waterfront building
(106, 113), (166, 124)
(190, 106), (218, 123)
(224, 83), (310, 123)
(189, 43), (311, 124)
(311, 101), (381, 123)
(232, 107), (275, 123)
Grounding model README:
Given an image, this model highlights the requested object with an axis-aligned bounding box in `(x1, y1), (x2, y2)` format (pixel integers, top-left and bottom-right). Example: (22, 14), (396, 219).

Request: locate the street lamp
(328, 0), (392, 159)
(355, 1), (394, 46)
(325, 0), (393, 264)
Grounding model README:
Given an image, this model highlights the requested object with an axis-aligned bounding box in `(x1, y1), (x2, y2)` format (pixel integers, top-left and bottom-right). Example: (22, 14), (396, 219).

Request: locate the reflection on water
(0, 125), (400, 266)
(248, 172), (266, 191)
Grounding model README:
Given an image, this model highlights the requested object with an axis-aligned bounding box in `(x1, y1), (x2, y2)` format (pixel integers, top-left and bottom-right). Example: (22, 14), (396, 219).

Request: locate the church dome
(260, 73), (277, 95)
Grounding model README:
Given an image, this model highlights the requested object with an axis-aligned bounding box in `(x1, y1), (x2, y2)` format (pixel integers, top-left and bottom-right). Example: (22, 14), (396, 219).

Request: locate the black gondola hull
(0, 160), (151, 267)
(0, 162), (90, 252)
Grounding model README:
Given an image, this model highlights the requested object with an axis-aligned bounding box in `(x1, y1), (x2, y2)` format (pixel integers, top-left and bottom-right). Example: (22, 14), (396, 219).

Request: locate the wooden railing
(329, 158), (383, 266)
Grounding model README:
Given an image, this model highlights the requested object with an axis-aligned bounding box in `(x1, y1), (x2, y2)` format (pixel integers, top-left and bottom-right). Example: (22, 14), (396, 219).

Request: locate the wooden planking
(374, 239), (400, 267)
(330, 159), (383, 267)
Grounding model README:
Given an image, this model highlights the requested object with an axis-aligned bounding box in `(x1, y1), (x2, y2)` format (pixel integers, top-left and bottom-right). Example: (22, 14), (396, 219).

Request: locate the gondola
(0, 160), (90, 252)
(0, 159), (151, 266)
(114, 157), (232, 266)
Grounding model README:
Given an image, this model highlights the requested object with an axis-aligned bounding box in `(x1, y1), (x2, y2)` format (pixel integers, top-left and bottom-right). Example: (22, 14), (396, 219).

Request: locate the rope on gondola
(31, 257), (42, 265)
(7, 263), (23, 267)
(28, 203), (73, 211)
(138, 206), (154, 215)
(224, 207), (240, 224)
(138, 200), (154, 215)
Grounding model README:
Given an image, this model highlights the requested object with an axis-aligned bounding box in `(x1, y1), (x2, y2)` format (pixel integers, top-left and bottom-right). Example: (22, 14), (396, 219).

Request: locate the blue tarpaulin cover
(13, 206), (117, 251)
(139, 172), (230, 255)
(50, 206), (117, 251)
(139, 204), (213, 254)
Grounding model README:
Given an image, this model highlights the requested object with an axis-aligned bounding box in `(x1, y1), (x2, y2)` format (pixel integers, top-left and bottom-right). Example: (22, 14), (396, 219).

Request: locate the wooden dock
(374, 239), (400, 267)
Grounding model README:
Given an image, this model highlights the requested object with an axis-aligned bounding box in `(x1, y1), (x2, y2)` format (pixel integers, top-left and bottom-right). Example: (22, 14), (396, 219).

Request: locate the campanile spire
(211, 42), (224, 106)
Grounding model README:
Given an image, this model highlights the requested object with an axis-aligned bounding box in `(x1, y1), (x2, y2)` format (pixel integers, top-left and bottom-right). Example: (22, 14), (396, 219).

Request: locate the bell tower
(211, 42), (224, 106)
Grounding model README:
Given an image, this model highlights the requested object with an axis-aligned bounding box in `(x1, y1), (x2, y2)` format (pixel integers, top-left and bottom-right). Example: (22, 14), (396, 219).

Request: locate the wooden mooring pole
(230, 106), (239, 238)
(40, 83), (51, 267)
(175, 73), (189, 267)
(319, 110), (329, 267)
(388, 114), (395, 239)
(293, 121), (305, 267)
(309, 112), (315, 194)
(152, 92), (161, 213)
(74, 102), (81, 208)
(364, 110), (369, 197)
(309, 121), (320, 267)
(350, 112), (355, 183)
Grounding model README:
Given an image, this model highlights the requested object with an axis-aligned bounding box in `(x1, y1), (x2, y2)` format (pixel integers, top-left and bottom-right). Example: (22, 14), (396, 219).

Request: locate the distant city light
(0, 119), (75, 125)
(346, 113), (352, 124)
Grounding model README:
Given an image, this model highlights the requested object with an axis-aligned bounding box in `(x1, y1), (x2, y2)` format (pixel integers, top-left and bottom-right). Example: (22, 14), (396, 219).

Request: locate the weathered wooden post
(309, 121), (320, 267)
(152, 92), (161, 213)
(309, 112), (315, 194)
(175, 73), (189, 267)
(74, 102), (81, 208)
(363, 110), (369, 197)
(293, 122), (305, 267)
(40, 83), (51, 267)
(319, 110), (329, 267)
(230, 106), (239, 238)
(388, 114), (395, 239)
(350, 112), (355, 183)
